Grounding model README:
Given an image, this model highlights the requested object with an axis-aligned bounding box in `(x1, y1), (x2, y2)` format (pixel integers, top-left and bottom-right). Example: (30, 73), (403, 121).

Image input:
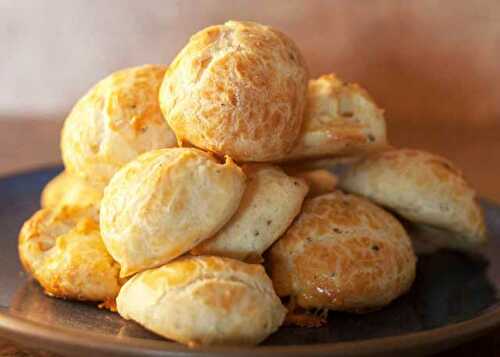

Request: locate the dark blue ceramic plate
(0, 167), (499, 356)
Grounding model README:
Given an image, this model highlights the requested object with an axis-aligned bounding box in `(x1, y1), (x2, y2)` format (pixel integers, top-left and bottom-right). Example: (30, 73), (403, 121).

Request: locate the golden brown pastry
(285, 168), (338, 197)
(100, 148), (246, 277)
(40, 170), (103, 208)
(116, 256), (286, 346)
(18, 205), (121, 307)
(191, 164), (308, 261)
(269, 191), (416, 313)
(282, 74), (387, 162)
(159, 21), (309, 162)
(339, 149), (487, 250)
(61, 65), (177, 188)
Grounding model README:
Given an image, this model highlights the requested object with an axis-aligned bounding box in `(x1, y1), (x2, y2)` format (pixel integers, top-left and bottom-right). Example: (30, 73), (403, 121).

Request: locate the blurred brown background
(2, 0), (499, 122)
(1, 0), (498, 201)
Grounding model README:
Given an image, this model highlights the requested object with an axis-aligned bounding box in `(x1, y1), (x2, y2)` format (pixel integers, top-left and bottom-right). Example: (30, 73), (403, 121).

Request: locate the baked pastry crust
(116, 256), (286, 346)
(18, 205), (121, 305)
(191, 164), (308, 261)
(40, 170), (103, 208)
(61, 64), (177, 187)
(269, 191), (416, 312)
(285, 168), (338, 197)
(100, 148), (247, 277)
(282, 74), (387, 161)
(159, 21), (309, 162)
(340, 148), (487, 249)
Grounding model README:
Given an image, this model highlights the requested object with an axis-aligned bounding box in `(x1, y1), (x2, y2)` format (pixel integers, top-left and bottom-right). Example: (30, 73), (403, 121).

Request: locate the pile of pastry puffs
(18, 21), (487, 347)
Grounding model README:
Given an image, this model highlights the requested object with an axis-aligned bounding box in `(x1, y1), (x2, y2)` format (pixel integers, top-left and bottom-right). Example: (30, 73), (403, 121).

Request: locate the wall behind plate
(1, 0), (499, 123)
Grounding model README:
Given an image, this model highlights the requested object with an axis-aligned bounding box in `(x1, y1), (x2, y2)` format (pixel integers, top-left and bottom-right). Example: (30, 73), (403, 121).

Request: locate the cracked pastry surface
(191, 164), (308, 261)
(40, 170), (103, 208)
(340, 148), (487, 250)
(116, 255), (286, 346)
(268, 191), (416, 313)
(159, 20), (308, 162)
(18, 205), (121, 306)
(61, 64), (177, 187)
(100, 148), (247, 277)
(282, 74), (387, 162)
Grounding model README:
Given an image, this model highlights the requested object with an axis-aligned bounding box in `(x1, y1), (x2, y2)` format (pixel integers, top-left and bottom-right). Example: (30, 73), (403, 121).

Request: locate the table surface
(0, 119), (499, 356)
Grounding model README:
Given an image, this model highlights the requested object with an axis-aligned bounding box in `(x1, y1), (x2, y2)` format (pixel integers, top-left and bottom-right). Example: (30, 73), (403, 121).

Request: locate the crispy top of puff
(100, 148), (247, 277)
(269, 191), (416, 311)
(117, 255), (286, 345)
(340, 148), (486, 244)
(19, 205), (99, 271)
(160, 21), (309, 162)
(137, 256), (269, 291)
(275, 191), (412, 249)
(61, 65), (177, 186)
(285, 74), (387, 161)
(191, 163), (308, 260)
(18, 205), (121, 303)
(285, 168), (338, 197)
(40, 170), (103, 208)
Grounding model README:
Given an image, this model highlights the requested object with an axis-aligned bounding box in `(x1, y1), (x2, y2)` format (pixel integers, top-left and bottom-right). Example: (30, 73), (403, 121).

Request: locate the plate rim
(1, 166), (500, 356)
(1, 301), (500, 356)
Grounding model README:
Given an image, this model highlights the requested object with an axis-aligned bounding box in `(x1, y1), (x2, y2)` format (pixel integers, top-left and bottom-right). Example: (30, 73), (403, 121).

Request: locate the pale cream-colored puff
(340, 149), (487, 250)
(191, 164), (308, 261)
(282, 74), (387, 162)
(61, 65), (177, 188)
(269, 191), (416, 313)
(116, 256), (286, 346)
(18, 205), (121, 307)
(100, 148), (246, 277)
(40, 170), (103, 208)
(159, 21), (309, 162)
